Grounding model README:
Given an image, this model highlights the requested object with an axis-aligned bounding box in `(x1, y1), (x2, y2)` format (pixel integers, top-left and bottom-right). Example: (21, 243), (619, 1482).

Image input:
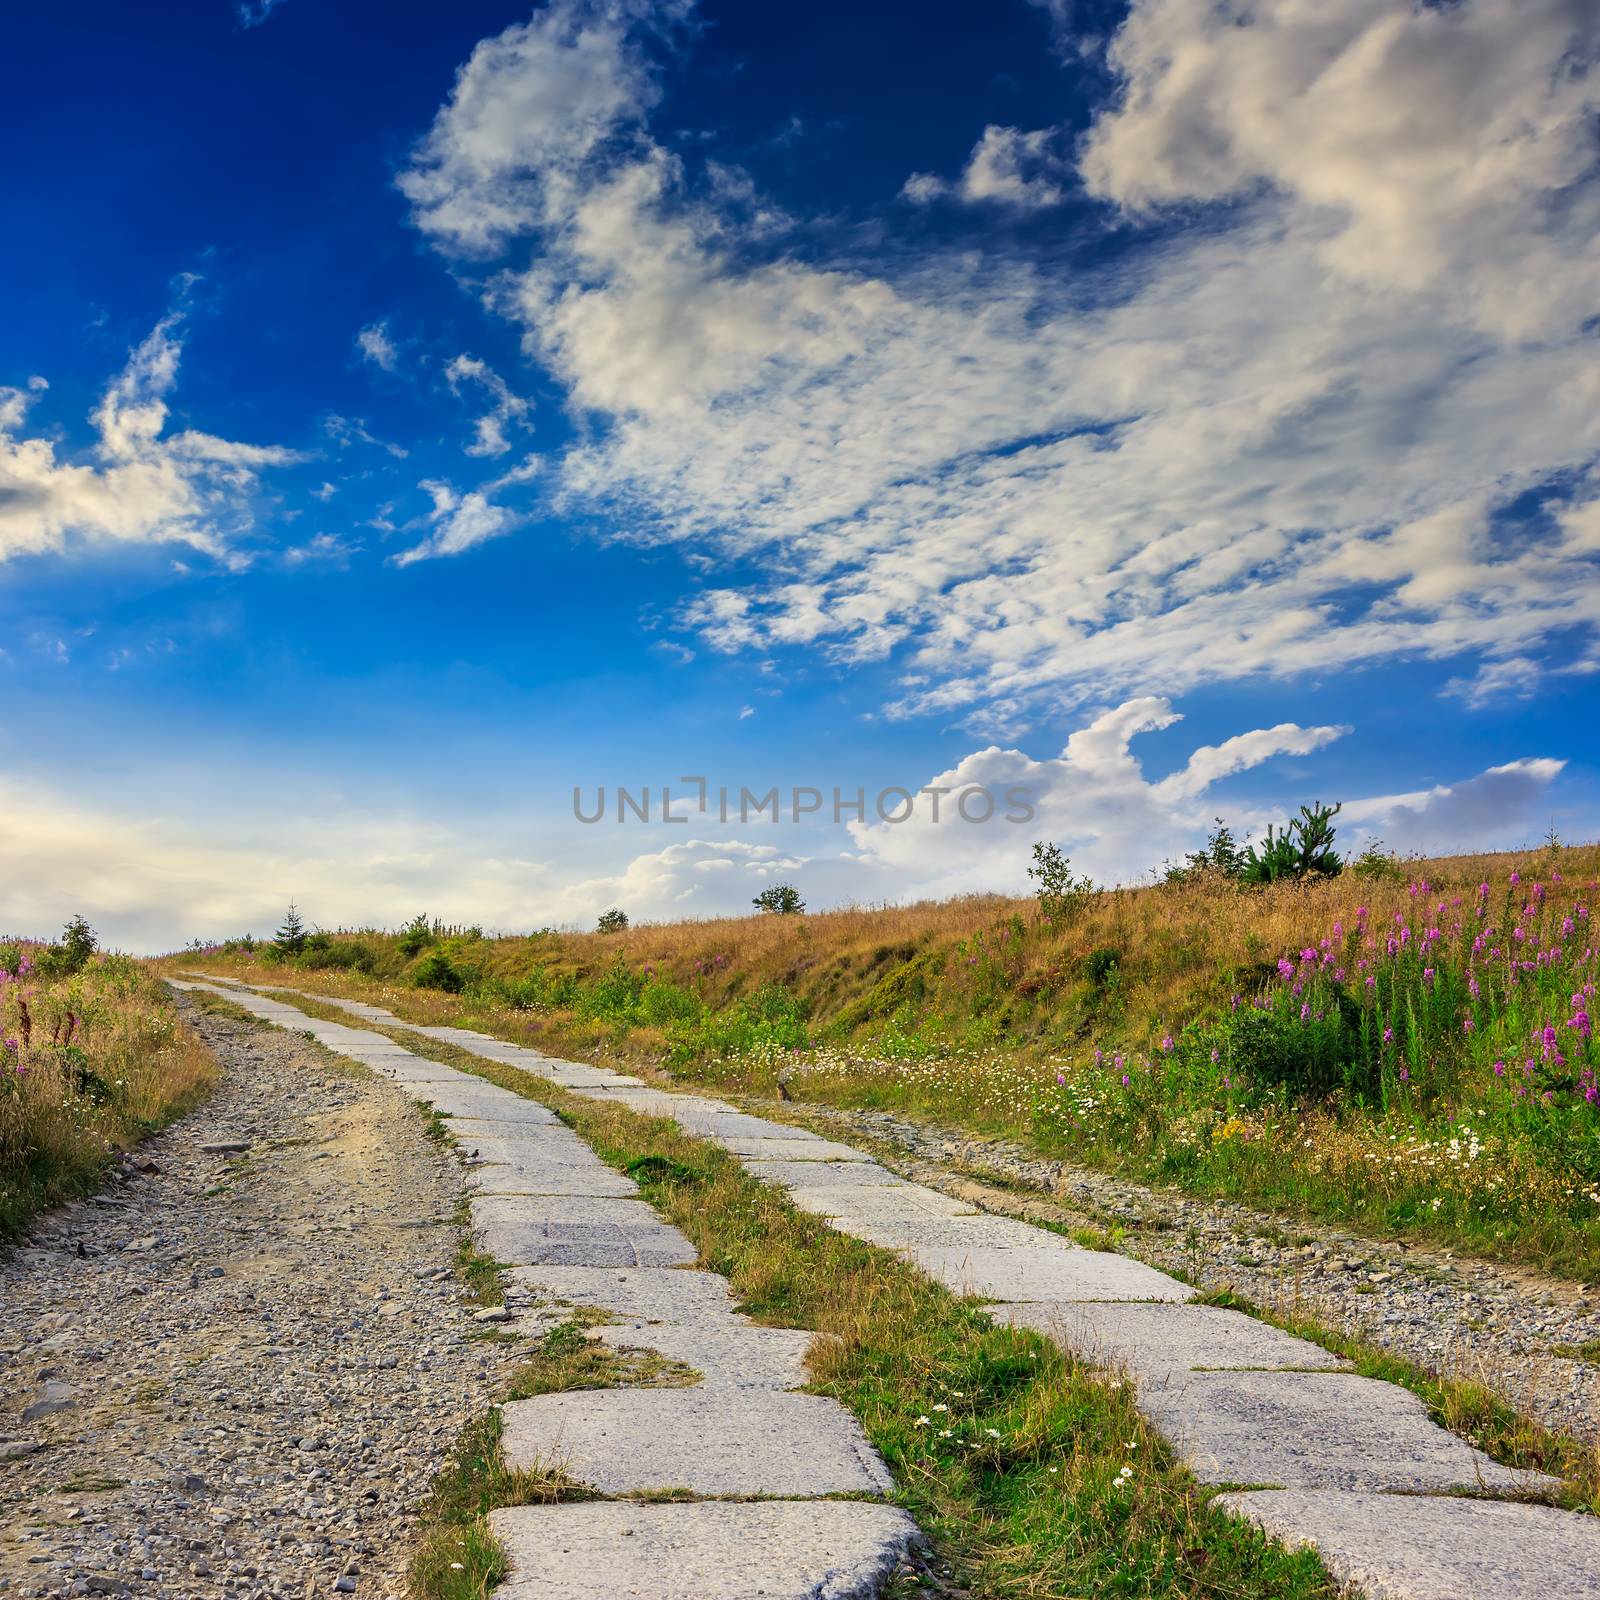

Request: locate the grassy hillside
(170, 839), (1600, 1276)
(2, 934), (216, 1238)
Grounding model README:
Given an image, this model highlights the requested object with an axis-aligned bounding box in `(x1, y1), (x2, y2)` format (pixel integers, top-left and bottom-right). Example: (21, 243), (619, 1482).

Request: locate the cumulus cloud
(445, 354), (532, 457)
(904, 124), (1068, 209)
(1344, 759), (1567, 856)
(0, 316), (298, 563)
(839, 696), (1345, 895)
(394, 0), (1600, 725)
(356, 319), (400, 372)
(1080, 0), (1600, 335)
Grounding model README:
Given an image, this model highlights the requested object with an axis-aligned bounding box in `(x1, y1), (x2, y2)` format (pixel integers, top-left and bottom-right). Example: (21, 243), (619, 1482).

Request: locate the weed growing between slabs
(282, 1005), (1339, 1600)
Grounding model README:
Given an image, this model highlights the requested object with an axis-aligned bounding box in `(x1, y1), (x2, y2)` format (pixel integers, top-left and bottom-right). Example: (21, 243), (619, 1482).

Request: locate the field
(0, 934), (215, 1238)
(170, 839), (1600, 1279)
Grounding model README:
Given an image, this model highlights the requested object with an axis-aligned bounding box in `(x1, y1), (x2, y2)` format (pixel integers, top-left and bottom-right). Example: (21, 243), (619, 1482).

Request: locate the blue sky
(2, 0), (1597, 949)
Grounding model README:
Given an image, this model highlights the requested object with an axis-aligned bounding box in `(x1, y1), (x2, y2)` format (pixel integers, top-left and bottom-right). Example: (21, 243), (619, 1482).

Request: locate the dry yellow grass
(1, 952), (216, 1236)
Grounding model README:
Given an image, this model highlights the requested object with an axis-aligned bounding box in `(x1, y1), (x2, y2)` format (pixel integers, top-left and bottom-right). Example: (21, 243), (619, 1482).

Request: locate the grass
(1, 946), (216, 1240)
(277, 1004), (1342, 1600)
(166, 838), (1600, 1279)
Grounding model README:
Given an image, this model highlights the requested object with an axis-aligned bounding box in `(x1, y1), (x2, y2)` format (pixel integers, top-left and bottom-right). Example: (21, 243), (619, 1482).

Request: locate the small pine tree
(1240, 802), (1343, 885)
(596, 908), (629, 933)
(275, 903), (309, 956)
(752, 884), (805, 915)
(59, 915), (97, 972)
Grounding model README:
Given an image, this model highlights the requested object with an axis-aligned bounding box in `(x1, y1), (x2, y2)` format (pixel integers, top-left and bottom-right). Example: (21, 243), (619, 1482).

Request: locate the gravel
(734, 1099), (1600, 1444)
(0, 1000), (518, 1599)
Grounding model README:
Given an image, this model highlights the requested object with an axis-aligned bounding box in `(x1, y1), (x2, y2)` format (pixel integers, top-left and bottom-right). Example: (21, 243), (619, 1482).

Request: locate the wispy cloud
(399, 0), (1600, 726)
(237, 0), (288, 28)
(444, 354), (532, 457)
(355, 319), (400, 373)
(393, 478), (517, 565)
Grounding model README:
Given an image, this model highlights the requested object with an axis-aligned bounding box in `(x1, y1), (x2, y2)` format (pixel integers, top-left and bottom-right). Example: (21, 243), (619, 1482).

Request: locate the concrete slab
(595, 1321), (817, 1389)
(670, 1110), (800, 1139)
(985, 1302), (1349, 1376)
(369, 1058), (466, 1085)
(425, 1091), (561, 1125)
(590, 1087), (684, 1116)
(487, 1501), (920, 1600)
(1142, 1371), (1555, 1492)
(455, 1133), (597, 1165)
(1217, 1490), (1600, 1600)
(723, 1136), (877, 1161)
(471, 1195), (696, 1268)
(447, 1117), (569, 1142)
(829, 1214), (1057, 1252)
(905, 1245), (1193, 1304)
(507, 1265), (743, 1325)
(499, 1389), (893, 1497)
(743, 1159), (909, 1188)
(788, 1185), (980, 1222)
(468, 1161), (639, 1198)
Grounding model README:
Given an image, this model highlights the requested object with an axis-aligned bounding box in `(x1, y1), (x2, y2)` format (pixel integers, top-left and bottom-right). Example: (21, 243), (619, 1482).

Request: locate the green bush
(1180, 987), (1371, 1103)
(397, 914), (437, 958)
(1084, 947), (1121, 986)
(300, 939), (377, 973)
(411, 950), (465, 993)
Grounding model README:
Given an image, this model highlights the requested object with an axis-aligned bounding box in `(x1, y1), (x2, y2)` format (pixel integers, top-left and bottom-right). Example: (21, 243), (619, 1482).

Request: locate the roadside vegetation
(2, 921), (214, 1238)
(167, 830), (1600, 1278)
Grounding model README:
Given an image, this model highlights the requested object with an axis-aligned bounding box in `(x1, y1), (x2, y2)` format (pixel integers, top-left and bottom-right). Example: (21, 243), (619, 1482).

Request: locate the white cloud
(905, 124), (1068, 210)
(445, 354), (532, 457)
(393, 478), (517, 565)
(1080, 0), (1600, 336)
(0, 706), (1570, 948)
(283, 532), (360, 569)
(398, 0), (1600, 723)
(356, 319), (400, 372)
(1442, 656), (1542, 709)
(840, 695), (1346, 895)
(0, 315), (298, 564)
(1344, 759), (1567, 855)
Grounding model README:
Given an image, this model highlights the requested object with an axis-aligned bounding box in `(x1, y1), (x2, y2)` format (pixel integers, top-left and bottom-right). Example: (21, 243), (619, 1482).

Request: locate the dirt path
(0, 1000), (515, 1600)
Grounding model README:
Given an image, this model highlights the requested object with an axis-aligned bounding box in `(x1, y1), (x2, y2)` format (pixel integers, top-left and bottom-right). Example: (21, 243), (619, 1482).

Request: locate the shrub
(753, 884), (805, 915)
(1027, 843), (1094, 927)
(1181, 988), (1371, 1103)
(396, 913), (437, 958)
(300, 939), (377, 973)
(1084, 946), (1121, 986)
(1164, 818), (1245, 883)
(1352, 840), (1404, 881)
(596, 908), (629, 933)
(410, 950), (465, 993)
